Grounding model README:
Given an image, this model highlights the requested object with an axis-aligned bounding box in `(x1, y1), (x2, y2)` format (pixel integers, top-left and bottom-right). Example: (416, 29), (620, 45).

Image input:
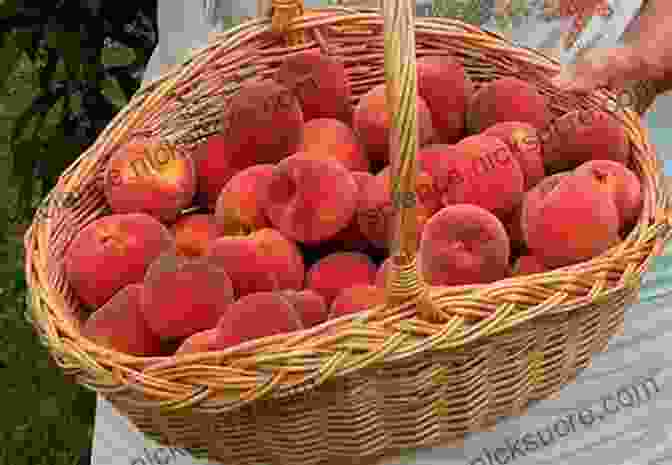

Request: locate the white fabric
(141, 0), (645, 86)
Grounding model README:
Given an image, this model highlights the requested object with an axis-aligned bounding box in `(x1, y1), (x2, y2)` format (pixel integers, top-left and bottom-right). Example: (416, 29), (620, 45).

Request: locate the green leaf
(0, 32), (24, 90)
(10, 140), (41, 217)
(12, 28), (35, 56)
(494, 13), (513, 30)
(10, 92), (57, 143)
(9, 90), (63, 215)
(0, 0), (19, 19)
(59, 31), (82, 79)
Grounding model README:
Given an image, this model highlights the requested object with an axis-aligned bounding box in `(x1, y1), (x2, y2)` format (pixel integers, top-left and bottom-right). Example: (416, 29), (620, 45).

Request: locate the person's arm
(551, 0), (672, 113)
(622, 0), (672, 87)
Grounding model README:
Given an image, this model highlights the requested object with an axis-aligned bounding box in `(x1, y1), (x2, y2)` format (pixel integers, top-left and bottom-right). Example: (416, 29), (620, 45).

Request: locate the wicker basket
(24, 1), (672, 464)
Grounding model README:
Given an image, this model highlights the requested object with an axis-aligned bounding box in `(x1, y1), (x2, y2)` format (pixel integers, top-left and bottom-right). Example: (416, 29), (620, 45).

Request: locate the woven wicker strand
(22, 1), (672, 464)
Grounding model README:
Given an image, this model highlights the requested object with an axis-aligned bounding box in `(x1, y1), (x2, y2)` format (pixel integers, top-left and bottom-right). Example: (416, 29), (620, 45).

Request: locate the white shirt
(141, 0), (645, 86)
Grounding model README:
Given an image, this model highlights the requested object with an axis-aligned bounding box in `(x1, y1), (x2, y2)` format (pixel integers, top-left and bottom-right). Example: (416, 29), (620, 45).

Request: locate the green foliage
(0, 3), (157, 463)
(2, 0), (157, 226)
(431, 0), (484, 25)
(430, 0), (530, 28)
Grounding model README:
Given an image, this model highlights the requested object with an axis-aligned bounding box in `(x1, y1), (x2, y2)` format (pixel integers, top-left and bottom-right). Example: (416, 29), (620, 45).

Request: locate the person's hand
(550, 45), (647, 94)
(551, 43), (672, 97)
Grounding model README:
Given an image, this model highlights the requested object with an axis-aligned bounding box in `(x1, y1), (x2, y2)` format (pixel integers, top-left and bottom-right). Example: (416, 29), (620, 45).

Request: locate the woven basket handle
(261, 0), (423, 282)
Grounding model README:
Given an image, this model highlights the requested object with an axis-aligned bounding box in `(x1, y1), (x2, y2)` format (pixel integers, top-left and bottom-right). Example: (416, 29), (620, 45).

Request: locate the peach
(221, 80), (303, 164)
(466, 77), (552, 133)
(306, 252), (377, 305)
(206, 236), (279, 298)
(512, 255), (547, 276)
(214, 164), (274, 236)
(170, 213), (221, 257)
(296, 118), (370, 171)
(280, 290), (328, 328)
(323, 218), (371, 252)
(573, 160), (642, 228)
(141, 252), (235, 339)
(262, 155), (358, 244)
(418, 204), (511, 286)
(328, 171), (376, 251)
(416, 55), (474, 144)
(417, 144), (452, 181)
(482, 122), (545, 190)
(541, 109), (630, 171)
(64, 213), (175, 309)
(376, 165), (442, 214)
(522, 172), (621, 267)
(375, 257), (392, 288)
(214, 292), (304, 350)
(329, 284), (386, 319)
(104, 137), (196, 223)
(193, 134), (248, 209)
(434, 135), (524, 218)
(353, 83), (436, 165)
(175, 328), (219, 355)
(275, 50), (351, 122)
(81, 284), (163, 356)
(501, 203), (524, 248)
(249, 228), (305, 290)
(357, 169), (437, 250)
(353, 171), (377, 188)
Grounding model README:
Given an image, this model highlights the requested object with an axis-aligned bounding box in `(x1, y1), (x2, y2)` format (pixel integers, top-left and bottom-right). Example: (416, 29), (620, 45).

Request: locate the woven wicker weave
(24, 1), (671, 464)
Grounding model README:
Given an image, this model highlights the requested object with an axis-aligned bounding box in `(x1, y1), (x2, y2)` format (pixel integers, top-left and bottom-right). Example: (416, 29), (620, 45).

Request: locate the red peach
(357, 169), (436, 250)
(296, 118), (370, 171)
(206, 236), (280, 298)
(221, 80), (304, 164)
(82, 284), (163, 356)
(306, 252), (377, 305)
(512, 255), (547, 276)
(175, 328), (219, 355)
(573, 159), (642, 228)
(417, 55), (474, 144)
(466, 77), (552, 133)
(170, 213), (221, 257)
(375, 257), (392, 288)
(542, 109), (630, 172)
(483, 121), (545, 190)
(434, 135), (525, 218)
(141, 252), (235, 339)
(280, 290), (328, 328)
(353, 83), (436, 165)
(64, 213), (175, 309)
(275, 50), (351, 122)
(419, 204), (511, 286)
(328, 171), (376, 251)
(249, 228), (305, 290)
(262, 155), (358, 244)
(214, 164), (274, 236)
(104, 137), (196, 223)
(522, 172), (621, 267)
(214, 292), (304, 350)
(193, 134), (249, 208)
(329, 284), (386, 319)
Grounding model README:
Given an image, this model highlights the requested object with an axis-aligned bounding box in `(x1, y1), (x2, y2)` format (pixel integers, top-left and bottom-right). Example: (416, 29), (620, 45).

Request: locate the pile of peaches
(63, 50), (642, 357)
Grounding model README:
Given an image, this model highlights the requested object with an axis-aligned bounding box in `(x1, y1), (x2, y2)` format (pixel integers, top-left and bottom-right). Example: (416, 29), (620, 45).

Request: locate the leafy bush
(2, 0), (157, 222)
